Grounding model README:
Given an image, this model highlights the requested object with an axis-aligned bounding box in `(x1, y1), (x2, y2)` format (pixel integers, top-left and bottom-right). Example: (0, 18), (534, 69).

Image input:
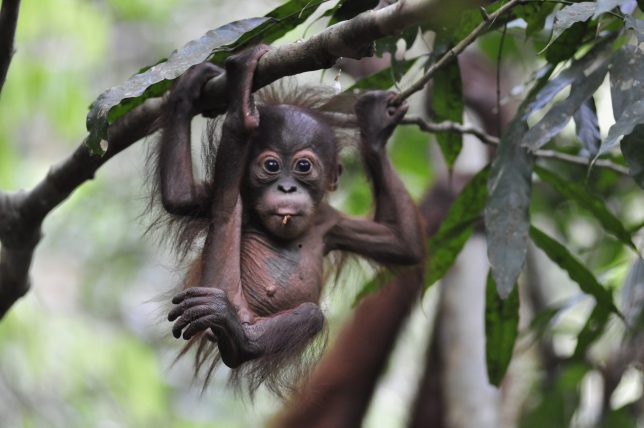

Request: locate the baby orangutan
(157, 45), (424, 395)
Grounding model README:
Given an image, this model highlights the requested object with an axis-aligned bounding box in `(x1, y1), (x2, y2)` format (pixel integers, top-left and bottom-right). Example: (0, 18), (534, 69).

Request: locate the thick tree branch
(0, 0), (449, 318)
(0, 0), (20, 94)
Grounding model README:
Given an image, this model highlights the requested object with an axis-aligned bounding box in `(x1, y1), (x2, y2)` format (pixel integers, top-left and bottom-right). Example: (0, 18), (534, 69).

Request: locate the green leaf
(599, 45), (644, 158)
(431, 58), (463, 167)
(529, 226), (617, 313)
(485, 118), (534, 298)
(523, 59), (609, 151)
(621, 257), (644, 328)
(601, 99), (644, 158)
(624, 15), (644, 43)
(86, 0), (328, 154)
(86, 17), (268, 154)
(525, 40), (612, 117)
(485, 271), (519, 386)
(259, 0), (330, 44)
(573, 95), (601, 156)
(347, 58), (418, 91)
(425, 166), (490, 288)
(573, 303), (610, 358)
(534, 165), (636, 251)
(542, 2), (595, 54)
(609, 45), (644, 119)
(546, 21), (588, 64)
(620, 125), (644, 189)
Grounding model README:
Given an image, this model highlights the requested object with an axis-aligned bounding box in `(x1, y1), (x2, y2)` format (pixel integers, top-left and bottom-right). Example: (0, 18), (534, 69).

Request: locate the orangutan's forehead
(256, 105), (335, 152)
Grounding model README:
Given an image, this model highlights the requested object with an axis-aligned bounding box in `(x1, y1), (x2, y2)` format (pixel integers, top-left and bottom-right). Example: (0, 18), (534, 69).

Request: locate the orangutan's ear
(329, 163), (342, 191)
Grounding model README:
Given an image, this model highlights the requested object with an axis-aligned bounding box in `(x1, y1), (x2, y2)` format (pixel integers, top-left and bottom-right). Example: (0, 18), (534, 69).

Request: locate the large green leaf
(534, 165), (636, 250)
(86, 17), (267, 154)
(431, 58), (463, 167)
(523, 59), (609, 151)
(525, 40), (611, 117)
(485, 271), (519, 386)
(86, 0), (329, 154)
(484, 66), (561, 300)
(609, 45), (644, 119)
(485, 118), (533, 298)
(529, 226), (617, 313)
(425, 166), (490, 288)
(599, 45), (644, 167)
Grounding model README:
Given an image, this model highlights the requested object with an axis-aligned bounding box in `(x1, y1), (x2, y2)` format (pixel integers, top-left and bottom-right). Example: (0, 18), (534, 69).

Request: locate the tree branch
(402, 116), (631, 175)
(0, 0), (21, 94)
(0, 0), (450, 318)
(397, 0), (522, 101)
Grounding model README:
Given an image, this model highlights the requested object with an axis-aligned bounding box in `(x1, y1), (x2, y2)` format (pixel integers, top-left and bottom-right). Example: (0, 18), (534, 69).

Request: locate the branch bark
(0, 0), (445, 317)
(0, 0), (21, 94)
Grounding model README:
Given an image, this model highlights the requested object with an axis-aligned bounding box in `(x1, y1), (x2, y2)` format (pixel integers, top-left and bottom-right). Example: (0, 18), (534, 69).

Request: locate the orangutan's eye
(294, 159), (312, 173)
(263, 158), (280, 173)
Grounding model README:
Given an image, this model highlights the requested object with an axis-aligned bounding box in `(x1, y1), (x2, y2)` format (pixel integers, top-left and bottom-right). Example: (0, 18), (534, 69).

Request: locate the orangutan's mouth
(272, 210), (299, 226)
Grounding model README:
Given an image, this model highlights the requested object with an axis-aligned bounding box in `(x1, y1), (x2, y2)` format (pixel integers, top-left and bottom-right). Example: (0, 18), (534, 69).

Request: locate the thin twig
(402, 116), (631, 175)
(397, 0), (522, 101)
(402, 116), (500, 145)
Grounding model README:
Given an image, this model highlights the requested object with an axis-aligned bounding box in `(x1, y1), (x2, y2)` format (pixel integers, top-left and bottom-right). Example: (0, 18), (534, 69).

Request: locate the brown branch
(0, 0), (21, 94)
(402, 116), (500, 145)
(0, 0), (452, 318)
(402, 116), (631, 175)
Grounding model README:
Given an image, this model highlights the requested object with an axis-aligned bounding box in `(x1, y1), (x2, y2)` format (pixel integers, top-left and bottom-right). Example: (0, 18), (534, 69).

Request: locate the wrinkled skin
(159, 45), (425, 370)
